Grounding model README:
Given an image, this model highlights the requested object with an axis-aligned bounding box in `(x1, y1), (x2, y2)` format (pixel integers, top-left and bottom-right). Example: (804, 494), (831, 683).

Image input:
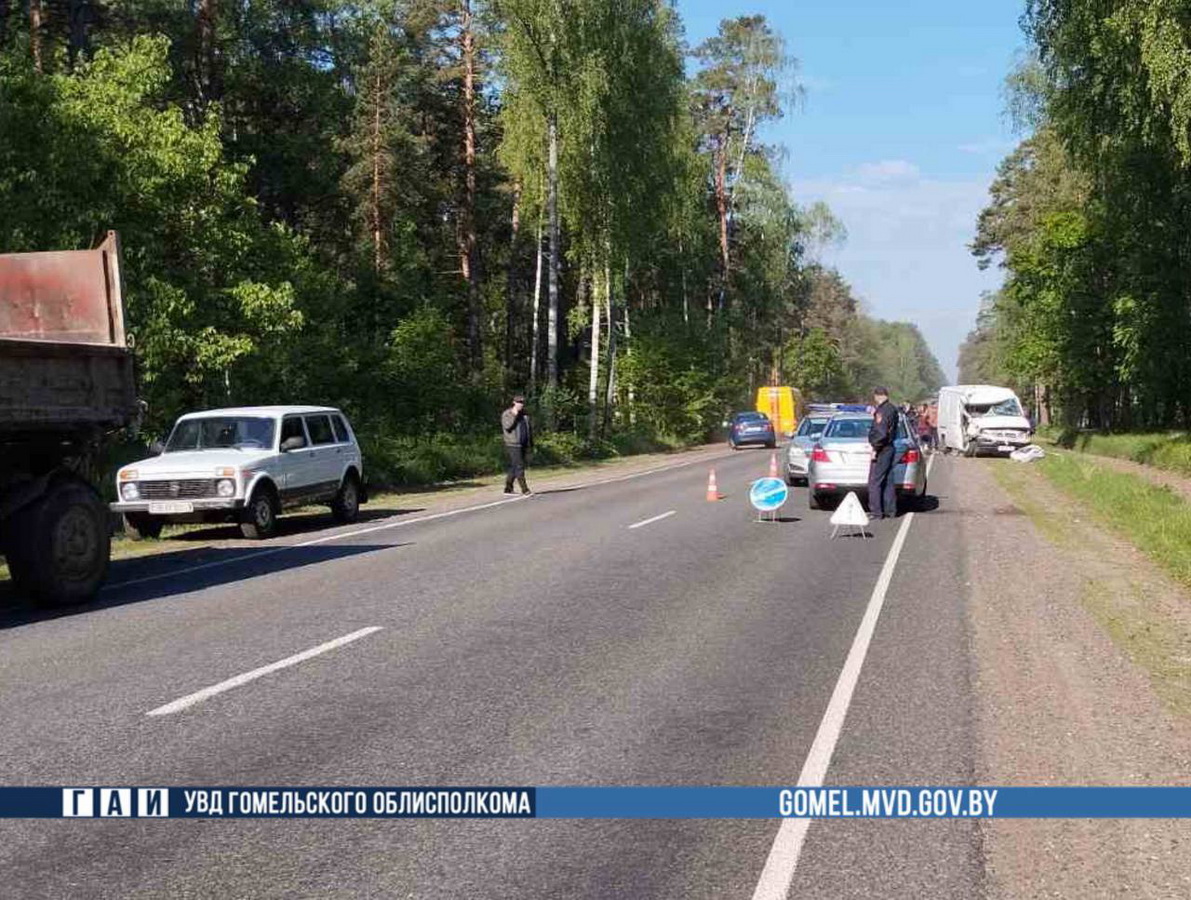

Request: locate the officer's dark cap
(873, 386), (890, 396)
(512, 394), (526, 403)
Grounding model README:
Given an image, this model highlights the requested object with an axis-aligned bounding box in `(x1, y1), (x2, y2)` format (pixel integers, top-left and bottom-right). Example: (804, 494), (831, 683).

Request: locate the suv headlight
(216, 478), (236, 498)
(120, 481), (140, 501)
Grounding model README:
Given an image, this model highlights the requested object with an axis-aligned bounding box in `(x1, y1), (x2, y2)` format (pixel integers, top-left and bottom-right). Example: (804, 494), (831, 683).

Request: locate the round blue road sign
(749, 477), (789, 512)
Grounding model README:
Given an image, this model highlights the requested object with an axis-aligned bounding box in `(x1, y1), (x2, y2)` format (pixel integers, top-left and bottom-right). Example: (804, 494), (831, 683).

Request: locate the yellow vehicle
(755, 386), (803, 438)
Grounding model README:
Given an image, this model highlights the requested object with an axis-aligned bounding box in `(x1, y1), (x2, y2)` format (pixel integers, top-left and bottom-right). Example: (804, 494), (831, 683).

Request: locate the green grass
(357, 428), (688, 488)
(1080, 580), (1191, 717)
(993, 457), (1191, 717)
(352, 426), (690, 488)
(1041, 427), (1191, 478)
(1035, 453), (1191, 589)
(991, 462), (1077, 548)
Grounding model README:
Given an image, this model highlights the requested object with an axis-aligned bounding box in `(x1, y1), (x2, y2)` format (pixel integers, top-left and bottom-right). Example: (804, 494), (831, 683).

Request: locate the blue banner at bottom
(2, 786), (1191, 819)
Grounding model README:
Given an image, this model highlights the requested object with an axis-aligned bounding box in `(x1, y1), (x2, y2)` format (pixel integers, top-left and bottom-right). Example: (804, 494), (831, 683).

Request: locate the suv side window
(305, 414), (335, 445)
(280, 416), (307, 448)
(331, 414), (349, 444)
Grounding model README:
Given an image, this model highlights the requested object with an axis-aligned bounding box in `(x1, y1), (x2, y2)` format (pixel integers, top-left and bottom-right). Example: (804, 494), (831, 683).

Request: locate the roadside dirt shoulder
(953, 455), (1191, 898)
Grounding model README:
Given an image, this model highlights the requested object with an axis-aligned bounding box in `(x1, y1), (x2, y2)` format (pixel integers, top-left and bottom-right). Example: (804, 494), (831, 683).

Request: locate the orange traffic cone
(768, 452), (779, 478)
(706, 468), (720, 501)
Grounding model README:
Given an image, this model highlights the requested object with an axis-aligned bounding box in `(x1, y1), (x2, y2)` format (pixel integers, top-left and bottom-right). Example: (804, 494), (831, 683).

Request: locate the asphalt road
(0, 447), (978, 899)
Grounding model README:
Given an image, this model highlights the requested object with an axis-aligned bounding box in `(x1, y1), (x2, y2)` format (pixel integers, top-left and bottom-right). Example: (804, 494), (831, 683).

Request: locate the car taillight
(811, 446), (830, 463)
(900, 448), (920, 464)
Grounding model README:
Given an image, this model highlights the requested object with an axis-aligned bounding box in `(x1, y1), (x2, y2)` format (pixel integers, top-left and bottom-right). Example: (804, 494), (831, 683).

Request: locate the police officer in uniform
(867, 386), (899, 519)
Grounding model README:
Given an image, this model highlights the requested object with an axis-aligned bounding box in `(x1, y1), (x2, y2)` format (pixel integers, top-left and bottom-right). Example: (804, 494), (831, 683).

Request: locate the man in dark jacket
(867, 387), (899, 519)
(501, 394), (533, 495)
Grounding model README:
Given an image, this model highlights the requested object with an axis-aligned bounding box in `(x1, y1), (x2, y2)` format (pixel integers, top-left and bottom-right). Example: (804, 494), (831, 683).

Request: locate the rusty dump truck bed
(0, 232), (137, 435)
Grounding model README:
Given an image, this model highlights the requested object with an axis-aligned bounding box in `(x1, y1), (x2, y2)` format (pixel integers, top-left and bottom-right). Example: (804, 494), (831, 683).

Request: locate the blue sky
(677, 0), (1026, 381)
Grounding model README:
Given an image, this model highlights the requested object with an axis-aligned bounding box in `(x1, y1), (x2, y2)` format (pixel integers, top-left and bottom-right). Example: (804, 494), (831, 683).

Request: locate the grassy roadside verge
(1039, 426), (1191, 478)
(993, 458), (1191, 716)
(998, 452), (1191, 590)
(1080, 580), (1191, 716)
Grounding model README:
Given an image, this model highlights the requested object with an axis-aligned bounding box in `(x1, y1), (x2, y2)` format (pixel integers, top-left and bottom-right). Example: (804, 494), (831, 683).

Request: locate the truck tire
(10, 479), (110, 607)
(124, 512), (165, 540)
(240, 487), (279, 539)
(808, 489), (822, 511)
(331, 474), (361, 524)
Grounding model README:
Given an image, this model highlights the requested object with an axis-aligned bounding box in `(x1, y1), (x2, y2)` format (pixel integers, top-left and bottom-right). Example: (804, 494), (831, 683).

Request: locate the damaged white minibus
(937, 385), (1033, 457)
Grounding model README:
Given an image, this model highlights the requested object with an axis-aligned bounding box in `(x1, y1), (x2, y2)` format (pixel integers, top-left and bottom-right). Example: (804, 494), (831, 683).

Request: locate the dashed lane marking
(146, 627), (383, 716)
(627, 510), (677, 530)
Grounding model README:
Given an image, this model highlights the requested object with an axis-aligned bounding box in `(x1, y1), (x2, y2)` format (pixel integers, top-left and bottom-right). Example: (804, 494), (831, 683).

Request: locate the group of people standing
(907, 401), (938, 451)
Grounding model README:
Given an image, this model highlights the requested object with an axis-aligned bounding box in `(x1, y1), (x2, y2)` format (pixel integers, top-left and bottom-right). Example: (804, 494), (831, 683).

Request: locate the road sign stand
(829, 492), (871, 539)
(749, 478), (788, 523)
(830, 521), (871, 539)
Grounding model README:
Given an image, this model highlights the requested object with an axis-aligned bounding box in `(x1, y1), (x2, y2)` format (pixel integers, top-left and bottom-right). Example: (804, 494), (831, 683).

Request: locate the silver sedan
(785, 415), (831, 485)
(805, 413), (928, 511)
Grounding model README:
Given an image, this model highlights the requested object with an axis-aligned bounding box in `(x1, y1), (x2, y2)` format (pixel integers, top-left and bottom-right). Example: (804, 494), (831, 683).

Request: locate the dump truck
(0, 232), (138, 605)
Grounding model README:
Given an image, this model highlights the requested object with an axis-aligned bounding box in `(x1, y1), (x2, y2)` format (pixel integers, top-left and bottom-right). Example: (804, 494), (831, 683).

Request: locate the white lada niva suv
(112, 406), (365, 539)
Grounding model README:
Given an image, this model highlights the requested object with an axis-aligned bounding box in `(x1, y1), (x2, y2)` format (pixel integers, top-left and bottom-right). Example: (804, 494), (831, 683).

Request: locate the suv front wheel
(240, 489), (278, 539)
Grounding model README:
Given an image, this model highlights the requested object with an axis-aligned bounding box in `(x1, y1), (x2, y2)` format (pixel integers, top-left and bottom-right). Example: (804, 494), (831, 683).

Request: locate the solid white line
(563, 450), (734, 489)
(105, 450), (733, 593)
(146, 626), (382, 716)
(106, 496), (530, 591)
(627, 510), (676, 530)
(750, 453), (936, 900)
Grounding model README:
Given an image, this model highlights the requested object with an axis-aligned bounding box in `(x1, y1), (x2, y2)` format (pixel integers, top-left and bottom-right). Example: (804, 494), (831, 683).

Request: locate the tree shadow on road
(0, 542), (409, 630)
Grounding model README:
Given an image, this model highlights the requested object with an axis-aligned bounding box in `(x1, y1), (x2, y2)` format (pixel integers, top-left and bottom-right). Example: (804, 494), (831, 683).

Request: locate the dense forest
(960, 0), (1191, 430)
(0, 0), (944, 482)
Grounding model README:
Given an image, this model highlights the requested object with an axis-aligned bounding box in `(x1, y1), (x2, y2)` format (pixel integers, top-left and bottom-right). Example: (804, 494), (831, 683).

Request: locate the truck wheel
(124, 512), (164, 540)
(10, 480), (110, 607)
(240, 488), (278, 539)
(331, 475), (360, 524)
(808, 490), (822, 511)
(963, 440), (977, 458)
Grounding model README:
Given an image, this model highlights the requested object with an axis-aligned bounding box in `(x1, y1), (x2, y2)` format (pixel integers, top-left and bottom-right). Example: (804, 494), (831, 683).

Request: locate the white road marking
(105, 450), (734, 593)
(146, 626), (382, 716)
(105, 495), (531, 591)
(627, 510), (676, 530)
(561, 450), (734, 489)
(751, 453), (936, 900)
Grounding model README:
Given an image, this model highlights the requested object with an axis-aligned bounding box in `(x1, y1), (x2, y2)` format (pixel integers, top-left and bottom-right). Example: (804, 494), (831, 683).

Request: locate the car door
(277, 415), (316, 503)
(303, 413), (340, 498)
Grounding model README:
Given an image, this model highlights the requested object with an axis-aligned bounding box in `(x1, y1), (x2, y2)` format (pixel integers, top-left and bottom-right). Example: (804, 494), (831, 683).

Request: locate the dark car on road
(727, 411), (776, 449)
